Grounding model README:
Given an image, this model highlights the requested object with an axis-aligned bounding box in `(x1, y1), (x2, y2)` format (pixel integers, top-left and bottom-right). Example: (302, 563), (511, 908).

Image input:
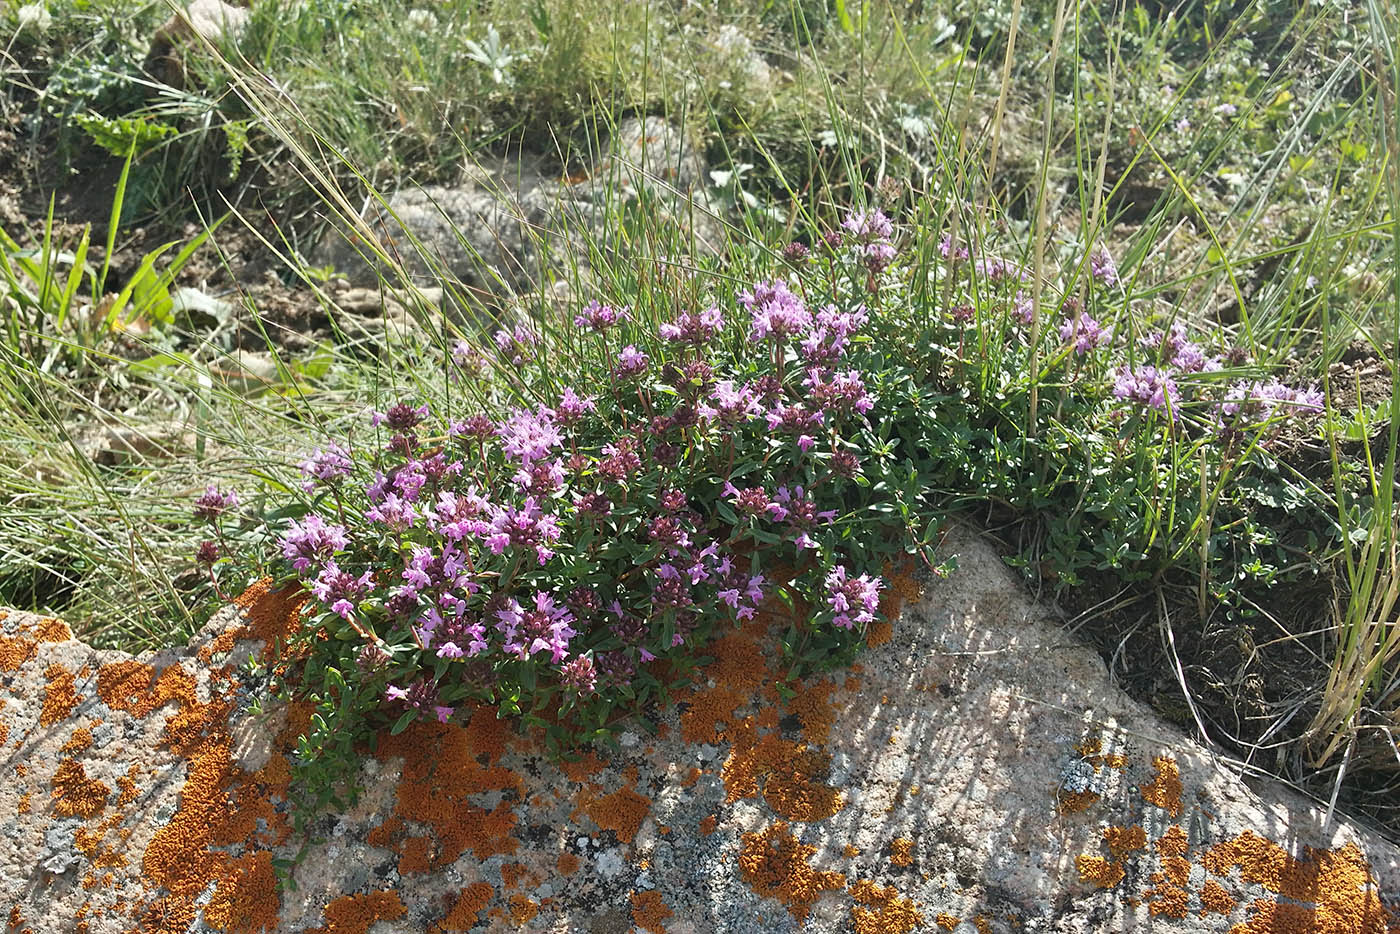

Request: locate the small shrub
(263, 208), (942, 818)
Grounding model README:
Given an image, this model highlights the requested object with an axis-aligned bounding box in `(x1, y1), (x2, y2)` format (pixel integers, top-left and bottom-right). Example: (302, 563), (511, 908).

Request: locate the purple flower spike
(659, 306), (724, 345)
(740, 280), (812, 342)
(194, 485), (240, 522)
(826, 565), (883, 630)
(1090, 246), (1121, 287)
(573, 300), (628, 332)
(299, 445), (352, 492)
(280, 514), (349, 574)
(613, 345), (650, 380)
(560, 655), (598, 696)
(1059, 312), (1111, 356)
(1112, 365), (1181, 419)
(555, 387), (597, 425)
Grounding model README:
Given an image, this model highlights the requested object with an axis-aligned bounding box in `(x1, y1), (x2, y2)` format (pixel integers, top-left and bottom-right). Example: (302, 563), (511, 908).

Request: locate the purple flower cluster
(1216, 379), (1324, 439)
(1113, 365), (1182, 418)
(485, 497), (562, 564)
(299, 445), (352, 491)
(494, 325), (539, 367)
(1142, 323), (1222, 374)
(1059, 312), (1111, 355)
(194, 485), (239, 522)
(311, 560), (375, 620)
(841, 209), (897, 273)
(613, 345), (650, 380)
(1090, 246), (1120, 287)
(826, 565), (883, 630)
(281, 514), (349, 573)
(741, 280), (813, 342)
(277, 210), (907, 752)
(573, 301), (628, 332)
(496, 591), (576, 663)
(659, 306), (724, 346)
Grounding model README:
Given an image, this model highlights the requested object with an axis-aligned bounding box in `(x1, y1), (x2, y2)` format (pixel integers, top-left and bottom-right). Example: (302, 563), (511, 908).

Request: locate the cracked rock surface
(2, 526), (1396, 932)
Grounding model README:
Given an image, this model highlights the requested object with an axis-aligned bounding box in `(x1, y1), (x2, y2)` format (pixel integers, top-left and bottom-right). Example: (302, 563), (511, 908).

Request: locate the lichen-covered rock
(312, 118), (721, 303)
(2, 526), (1397, 932)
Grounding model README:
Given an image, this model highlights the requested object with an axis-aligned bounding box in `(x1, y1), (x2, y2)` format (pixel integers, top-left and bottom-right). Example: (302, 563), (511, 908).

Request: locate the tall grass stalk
(1305, 0), (1400, 774)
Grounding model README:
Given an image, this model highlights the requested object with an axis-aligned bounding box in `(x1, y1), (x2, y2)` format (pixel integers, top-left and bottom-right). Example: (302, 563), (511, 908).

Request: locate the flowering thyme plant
(269, 210), (942, 812)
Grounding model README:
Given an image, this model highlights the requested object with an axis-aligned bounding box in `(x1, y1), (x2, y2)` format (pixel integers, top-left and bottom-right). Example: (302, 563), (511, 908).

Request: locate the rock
(312, 118), (721, 302)
(77, 419), (196, 466)
(144, 0), (250, 89)
(2, 526), (1397, 932)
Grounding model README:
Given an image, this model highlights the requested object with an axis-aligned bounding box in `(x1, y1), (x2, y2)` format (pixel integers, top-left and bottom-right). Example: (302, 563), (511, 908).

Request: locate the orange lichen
(1156, 824), (1189, 857)
(557, 852), (579, 875)
(500, 862), (529, 890)
(61, 727), (93, 754)
(1200, 880), (1235, 916)
(17, 791), (30, 814)
(1140, 756), (1183, 817)
(372, 716), (525, 869)
(40, 664), (79, 726)
(1102, 825), (1147, 858)
(0, 615), (71, 672)
(879, 562), (922, 621)
(1056, 790), (1099, 814)
(197, 628), (239, 664)
(578, 783), (652, 843)
(98, 661), (202, 723)
(1160, 855), (1191, 887)
(115, 764), (141, 808)
(787, 679), (838, 745)
(560, 751), (605, 783)
(202, 852), (280, 934)
(506, 895), (538, 925)
(890, 838), (914, 867)
(131, 587), (305, 930)
(1076, 855), (1125, 888)
(51, 759), (110, 818)
(397, 836), (434, 874)
(936, 914), (960, 930)
(739, 822), (845, 923)
(848, 879), (922, 934)
(1144, 878), (1190, 919)
(1201, 833), (1392, 934)
(1143, 826), (1194, 920)
(437, 883), (494, 932)
(866, 621), (894, 647)
(232, 579), (309, 661)
(844, 844), (861, 858)
(722, 728), (844, 821)
(630, 890), (674, 933)
(303, 890), (406, 934)
(699, 815), (717, 836)
(705, 630), (772, 693)
(678, 684), (746, 745)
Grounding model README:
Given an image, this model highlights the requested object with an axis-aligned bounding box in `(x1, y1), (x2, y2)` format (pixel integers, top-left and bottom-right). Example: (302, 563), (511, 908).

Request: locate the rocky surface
(2, 525), (1397, 933)
(313, 117), (721, 305)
